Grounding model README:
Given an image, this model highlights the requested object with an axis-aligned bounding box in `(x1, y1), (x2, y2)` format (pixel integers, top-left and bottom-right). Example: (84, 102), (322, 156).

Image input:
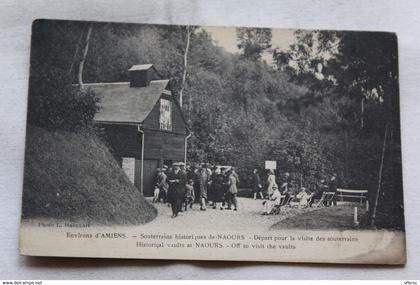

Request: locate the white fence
(336, 188), (368, 203)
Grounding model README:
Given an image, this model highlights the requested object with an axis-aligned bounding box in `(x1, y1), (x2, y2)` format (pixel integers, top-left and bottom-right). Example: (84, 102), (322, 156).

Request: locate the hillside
(21, 125), (157, 225)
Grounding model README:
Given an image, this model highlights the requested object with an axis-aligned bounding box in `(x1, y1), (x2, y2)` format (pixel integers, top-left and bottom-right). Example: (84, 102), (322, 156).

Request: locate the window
(159, 99), (172, 131)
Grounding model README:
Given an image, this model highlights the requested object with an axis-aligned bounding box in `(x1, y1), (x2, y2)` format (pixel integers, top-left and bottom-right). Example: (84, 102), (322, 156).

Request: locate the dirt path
(139, 197), (316, 232)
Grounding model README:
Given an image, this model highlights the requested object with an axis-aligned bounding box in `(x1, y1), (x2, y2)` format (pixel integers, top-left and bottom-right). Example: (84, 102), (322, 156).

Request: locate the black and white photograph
(19, 19), (405, 263)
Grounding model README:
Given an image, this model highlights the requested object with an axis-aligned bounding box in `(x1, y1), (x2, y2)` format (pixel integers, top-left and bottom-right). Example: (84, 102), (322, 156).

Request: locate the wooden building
(87, 64), (190, 196)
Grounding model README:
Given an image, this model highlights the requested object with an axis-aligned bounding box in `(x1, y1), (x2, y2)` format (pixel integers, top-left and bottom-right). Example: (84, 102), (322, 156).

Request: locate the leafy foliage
(28, 20), (99, 131)
(28, 20), (403, 229)
(27, 65), (99, 131)
(237, 28), (272, 61)
(273, 29), (403, 229)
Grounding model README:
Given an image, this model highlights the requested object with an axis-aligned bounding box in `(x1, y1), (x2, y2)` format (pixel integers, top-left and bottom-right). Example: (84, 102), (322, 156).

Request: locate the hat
(272, 184), (278, 189)
(162, 165), (168, 170)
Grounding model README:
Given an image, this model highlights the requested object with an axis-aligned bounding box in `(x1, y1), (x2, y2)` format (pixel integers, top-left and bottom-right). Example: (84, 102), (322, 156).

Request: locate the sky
(201, 26), (297, 62)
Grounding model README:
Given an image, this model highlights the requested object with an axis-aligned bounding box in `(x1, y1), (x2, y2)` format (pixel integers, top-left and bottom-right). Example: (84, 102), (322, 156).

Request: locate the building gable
(142, 89), (188, 135)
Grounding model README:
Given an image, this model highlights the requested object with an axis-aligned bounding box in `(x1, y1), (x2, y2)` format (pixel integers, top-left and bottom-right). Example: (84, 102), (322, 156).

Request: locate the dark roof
(86, 80), (169, 124)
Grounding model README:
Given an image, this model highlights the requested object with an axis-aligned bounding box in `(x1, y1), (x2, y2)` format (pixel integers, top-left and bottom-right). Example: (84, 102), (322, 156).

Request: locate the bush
(27, 66), (99, 131)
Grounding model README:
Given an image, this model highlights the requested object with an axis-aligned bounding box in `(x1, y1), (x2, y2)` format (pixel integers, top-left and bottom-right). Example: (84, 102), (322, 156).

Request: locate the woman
(262, 184), (282, 215)
(293, 187), (313, 208)
(167, 163), (187, 218)
(252, 169), (264, 200)
(227, 170), (239, 211)
(211, 168), (225, 210)
(266, 169), (276, 197)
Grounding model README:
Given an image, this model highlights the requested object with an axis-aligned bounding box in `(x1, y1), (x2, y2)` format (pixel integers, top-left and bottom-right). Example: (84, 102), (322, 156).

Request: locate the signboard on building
(122, 157), (136, 183)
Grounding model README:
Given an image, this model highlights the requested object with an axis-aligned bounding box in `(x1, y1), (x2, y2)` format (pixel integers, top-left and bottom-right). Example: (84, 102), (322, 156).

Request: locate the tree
(178, 25), (192, 107)
(273, 30), (403, 229)
(28, 20), (99, 131)
(237, 28), (272, 61)
(77, 23), (93, 87)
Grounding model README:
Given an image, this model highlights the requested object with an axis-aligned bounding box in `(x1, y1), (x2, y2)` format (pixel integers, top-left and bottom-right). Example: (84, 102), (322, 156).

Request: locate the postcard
(20, 19), (406, 264)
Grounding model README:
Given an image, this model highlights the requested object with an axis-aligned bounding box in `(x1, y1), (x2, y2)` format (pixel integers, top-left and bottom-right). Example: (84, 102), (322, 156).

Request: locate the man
(153, 168), (162, 203)
(280, 172), (292, 206)
(180, 162), (187, 177)
(252, 169), (264, 200)
(184, 178), (195, 211)
(199, 165), (209, 211)
(186, 163), (195, 181)
(192, 164), (201, 203)
(230, 167), (240, 184)
(167, 163), (187, 218)
(309, 180), (323, 207)
(328, 173), (338, 206)
(280, 172), (290, 192)
(161, 165), (170, 205)
(208, 166), (218, 206)
(220, 167), (229, 207)
(156, 168), (168, 203)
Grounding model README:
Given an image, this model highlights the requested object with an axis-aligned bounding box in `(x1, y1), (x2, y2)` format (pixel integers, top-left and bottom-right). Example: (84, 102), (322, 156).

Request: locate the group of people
(251, 169), (339, 215)
(154, 163), (339, 218)
(153, 162), (241, 218)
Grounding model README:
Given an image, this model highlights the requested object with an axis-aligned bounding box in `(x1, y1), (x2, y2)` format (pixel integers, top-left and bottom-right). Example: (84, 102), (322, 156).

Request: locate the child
(184, 179), (195, 211)
(153, 184), (160, 203)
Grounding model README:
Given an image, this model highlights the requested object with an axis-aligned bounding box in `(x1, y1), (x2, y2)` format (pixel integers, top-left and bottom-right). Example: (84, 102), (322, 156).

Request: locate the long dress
(228, 174), (238, 194)
(227, 173), (238, 209)
(267, 174), (276, 196)
(192, 170), (201, 203)
(212, 173), (225, 203)
(199, 170), (209, 199)
(253, 173), (262, 193)
(167, 170), (187, 216)
(264, 189), (282, 214)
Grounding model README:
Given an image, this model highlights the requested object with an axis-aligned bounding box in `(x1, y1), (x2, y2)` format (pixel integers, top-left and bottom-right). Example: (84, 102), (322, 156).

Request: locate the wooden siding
(100, 124), (142, 158)
(143, 94), (187, 134)
(143, 129), (186, 163)
(142, 159), (159, 197)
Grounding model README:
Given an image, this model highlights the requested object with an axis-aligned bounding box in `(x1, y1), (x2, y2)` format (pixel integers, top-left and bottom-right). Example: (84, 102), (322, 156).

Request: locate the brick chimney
(128, 64), (160, 87)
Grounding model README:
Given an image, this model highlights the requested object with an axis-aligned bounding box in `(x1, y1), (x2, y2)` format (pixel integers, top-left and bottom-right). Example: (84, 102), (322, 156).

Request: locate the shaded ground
(271, 204), (366, 230)
(141, 197), (318, 231)
(22, 125), (157, 225)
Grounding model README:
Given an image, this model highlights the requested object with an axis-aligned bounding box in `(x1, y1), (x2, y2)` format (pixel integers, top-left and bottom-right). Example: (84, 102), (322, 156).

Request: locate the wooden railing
(336, 188), (368, 203)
